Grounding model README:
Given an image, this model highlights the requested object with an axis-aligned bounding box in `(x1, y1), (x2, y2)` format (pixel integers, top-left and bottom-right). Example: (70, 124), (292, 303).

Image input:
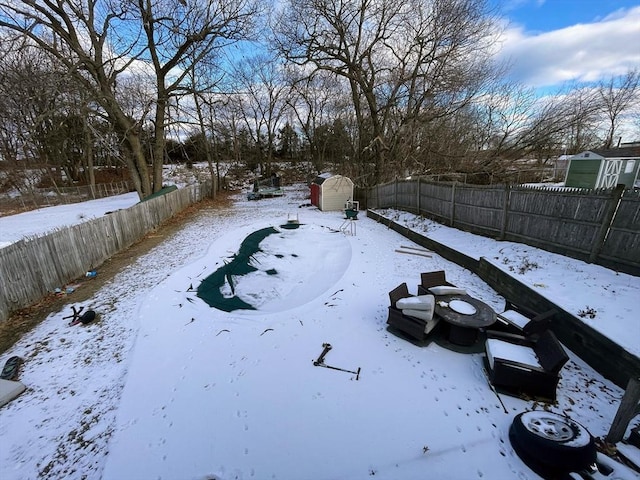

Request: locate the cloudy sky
(493, 0), (640, 90)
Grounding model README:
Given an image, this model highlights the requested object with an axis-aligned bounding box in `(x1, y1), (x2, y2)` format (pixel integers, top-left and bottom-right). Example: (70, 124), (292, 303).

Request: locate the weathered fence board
(0, 183), (212, 323)
(599, 189), (640, 270)
(452, 184), (505, 236)
(396, 180), (418, 212)
(419, 182), (452, 221)
(363, 179), (639, 276)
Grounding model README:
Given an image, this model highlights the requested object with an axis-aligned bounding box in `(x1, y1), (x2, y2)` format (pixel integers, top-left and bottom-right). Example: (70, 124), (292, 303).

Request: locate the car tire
(510, 411), (597, 474)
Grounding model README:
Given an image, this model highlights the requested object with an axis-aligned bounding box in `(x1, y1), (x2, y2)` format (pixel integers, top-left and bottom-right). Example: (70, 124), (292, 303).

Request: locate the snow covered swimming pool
(197, 223), (352, 313)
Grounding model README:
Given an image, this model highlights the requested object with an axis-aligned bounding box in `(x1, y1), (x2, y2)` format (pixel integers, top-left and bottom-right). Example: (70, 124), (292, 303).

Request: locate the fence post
(449, 182), (456, 227)
(499, 184), (511, 240)
(394, 177), (398, 209)
(606, 377), (640, 444)
(417, 177), (421, 215)
(365, 184), (370, 210)
(589, 184), (625, 263)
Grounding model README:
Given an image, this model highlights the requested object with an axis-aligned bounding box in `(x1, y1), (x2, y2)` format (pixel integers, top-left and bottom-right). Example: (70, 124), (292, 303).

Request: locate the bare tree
(184, 53), (228, 193)
(0, 41), (101, 192)
(274, 0), (500, 184)
(286, 69), (353, 173)
(232, 53), (291, 176)
(598, 69), (639, 148)
(469, 81), (600, 175)
(134, 0), (261, 192)
(0, 0), (261, 198)
(0, 2), (154, 197)
(561, 86), (601, 154)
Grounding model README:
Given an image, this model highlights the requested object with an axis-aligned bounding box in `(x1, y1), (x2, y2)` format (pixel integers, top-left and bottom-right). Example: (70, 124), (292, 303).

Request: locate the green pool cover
(197, 225), (299, 312)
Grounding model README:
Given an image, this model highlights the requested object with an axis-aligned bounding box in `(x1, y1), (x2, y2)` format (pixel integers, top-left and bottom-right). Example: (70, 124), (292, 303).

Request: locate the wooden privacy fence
(0, 182), (212, 323)
(363, 179), (640, 276)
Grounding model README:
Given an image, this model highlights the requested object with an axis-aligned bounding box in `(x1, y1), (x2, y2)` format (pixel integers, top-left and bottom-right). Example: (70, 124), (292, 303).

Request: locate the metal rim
(523, 414), (576, 442)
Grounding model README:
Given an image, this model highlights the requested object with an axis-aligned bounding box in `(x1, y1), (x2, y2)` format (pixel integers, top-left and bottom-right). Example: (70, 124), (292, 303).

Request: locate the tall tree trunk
(193, 91), (217, 197)
(100, 85), (153, 199)
(83, 110), (95, 188)
(121, 127), (152, 199)
(347, 77), (366, 179)
(152, 93), (167, 193)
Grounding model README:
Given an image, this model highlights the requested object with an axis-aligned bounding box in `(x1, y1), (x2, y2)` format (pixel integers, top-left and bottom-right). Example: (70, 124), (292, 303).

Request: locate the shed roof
(311, 173), (332, 185)
(311, 173), (352, 185)
(583, 146), (640, 159)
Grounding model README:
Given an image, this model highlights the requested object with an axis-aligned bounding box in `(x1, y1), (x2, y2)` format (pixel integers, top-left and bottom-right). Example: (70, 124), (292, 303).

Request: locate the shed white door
(600, 159), (624, 188)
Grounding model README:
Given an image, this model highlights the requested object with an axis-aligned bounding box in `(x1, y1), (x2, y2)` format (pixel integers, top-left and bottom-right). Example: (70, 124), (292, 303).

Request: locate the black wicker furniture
(485, 330), (569, 401)
(387, 283), (439, 342)
(417, 270), (453, 295)
(493, 300), (557, 337)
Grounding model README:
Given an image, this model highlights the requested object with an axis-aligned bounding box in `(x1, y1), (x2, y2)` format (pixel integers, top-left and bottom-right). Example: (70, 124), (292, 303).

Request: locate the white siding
(319, 176), (354, 211)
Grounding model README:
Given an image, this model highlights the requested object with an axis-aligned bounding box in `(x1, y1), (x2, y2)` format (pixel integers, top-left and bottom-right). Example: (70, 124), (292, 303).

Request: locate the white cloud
(497, 6), (640, 88)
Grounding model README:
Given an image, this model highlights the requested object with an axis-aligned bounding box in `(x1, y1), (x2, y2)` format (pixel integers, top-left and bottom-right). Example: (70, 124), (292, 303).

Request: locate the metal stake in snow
(312, 343), (361, 380)
(313, 343), (333, 366)
(483, 367), (508, 414)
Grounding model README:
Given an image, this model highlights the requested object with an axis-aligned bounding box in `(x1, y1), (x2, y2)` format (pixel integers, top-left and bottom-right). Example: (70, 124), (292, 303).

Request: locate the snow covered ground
(377, 209), (640, 358)
(0, 192), (140, 249)
(0, 183), (638, 480)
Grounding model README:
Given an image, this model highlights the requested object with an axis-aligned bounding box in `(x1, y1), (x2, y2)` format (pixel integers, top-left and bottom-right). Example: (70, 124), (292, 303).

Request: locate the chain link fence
(0, 181), (133, 216)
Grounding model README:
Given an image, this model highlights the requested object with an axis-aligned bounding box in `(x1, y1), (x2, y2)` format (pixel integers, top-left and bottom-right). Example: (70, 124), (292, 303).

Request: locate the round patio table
(434, 294), (497, 346)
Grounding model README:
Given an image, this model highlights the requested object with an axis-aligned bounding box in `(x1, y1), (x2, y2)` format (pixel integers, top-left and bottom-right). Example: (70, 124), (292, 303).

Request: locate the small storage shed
(310, 173), (354, 211)
(565, 147), (640, 189)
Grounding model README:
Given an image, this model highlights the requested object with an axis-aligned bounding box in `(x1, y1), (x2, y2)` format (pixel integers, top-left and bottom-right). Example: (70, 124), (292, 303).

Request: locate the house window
(625, 160), (636, 173)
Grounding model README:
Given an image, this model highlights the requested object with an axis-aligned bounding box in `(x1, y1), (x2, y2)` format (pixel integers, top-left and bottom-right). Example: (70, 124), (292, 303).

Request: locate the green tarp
(141, 185), (178, 202)
(197, 227), (279, 312)
(197, 224), (301, 312)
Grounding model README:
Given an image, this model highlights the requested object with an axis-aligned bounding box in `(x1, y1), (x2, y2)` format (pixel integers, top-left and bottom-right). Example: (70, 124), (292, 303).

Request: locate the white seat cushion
(423, 317), (440, 335)
(486, 339), (541, 370)
(402, 308), (439, 335)
(498, 309), (530, 329)
(396, 294), (435, 311)
(0, 379), (26, 408)
(402, 308), (433, 321)
(428, 286), (467, 296)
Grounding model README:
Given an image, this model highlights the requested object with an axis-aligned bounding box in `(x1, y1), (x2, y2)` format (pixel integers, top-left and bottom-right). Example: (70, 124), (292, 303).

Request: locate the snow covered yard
(0, 192), (140, 249)
(0, 183), (638, 480)
(378, 209), (640, 358)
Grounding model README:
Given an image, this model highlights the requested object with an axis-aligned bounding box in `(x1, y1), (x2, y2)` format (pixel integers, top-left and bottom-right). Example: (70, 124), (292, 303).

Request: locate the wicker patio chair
(387, 283), (438, 342)
(417, 270), (454, 295)
(484, 329), (569, 401)
(493, 300), (557, 337)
